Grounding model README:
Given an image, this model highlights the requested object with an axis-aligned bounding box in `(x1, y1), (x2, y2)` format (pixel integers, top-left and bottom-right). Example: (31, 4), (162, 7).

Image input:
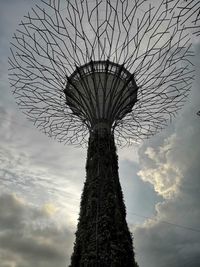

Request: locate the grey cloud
(135, 221), (200, 267)
(0, 103), (84, 225)
(0, 193), (74, 267)
(119, 159), (162, 224)
(135, 163), (200, 267)
(0, 103), (86, 181)
(134, 44), (200, 267)
(0, 194), (24, 229)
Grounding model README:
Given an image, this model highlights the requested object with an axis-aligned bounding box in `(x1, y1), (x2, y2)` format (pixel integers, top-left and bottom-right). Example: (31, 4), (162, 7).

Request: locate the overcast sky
(0, 0), (200, 267)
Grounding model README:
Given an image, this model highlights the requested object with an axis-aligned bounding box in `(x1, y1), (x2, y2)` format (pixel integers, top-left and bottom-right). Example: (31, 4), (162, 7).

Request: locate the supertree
(8, 0), (199, 266)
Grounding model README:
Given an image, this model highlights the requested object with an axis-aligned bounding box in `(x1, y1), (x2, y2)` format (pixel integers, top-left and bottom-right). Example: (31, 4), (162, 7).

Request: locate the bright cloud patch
(138, 139), (182, 199)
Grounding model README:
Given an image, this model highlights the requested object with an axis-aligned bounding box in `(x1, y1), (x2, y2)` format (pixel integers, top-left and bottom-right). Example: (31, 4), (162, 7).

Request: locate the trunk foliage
(69, 131), (138, 267)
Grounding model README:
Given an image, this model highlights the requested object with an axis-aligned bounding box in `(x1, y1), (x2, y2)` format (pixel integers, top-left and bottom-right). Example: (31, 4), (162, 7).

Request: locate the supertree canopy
(8, 0), (199, 266)
(8, 0), (199, 146)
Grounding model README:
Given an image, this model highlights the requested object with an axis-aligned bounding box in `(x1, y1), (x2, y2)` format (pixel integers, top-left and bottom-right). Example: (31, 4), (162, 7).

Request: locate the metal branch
(8, 0), (199, 146)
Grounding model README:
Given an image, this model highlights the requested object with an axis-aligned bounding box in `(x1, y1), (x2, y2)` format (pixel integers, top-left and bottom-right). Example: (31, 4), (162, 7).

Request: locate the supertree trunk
(70, 130), (138, 267)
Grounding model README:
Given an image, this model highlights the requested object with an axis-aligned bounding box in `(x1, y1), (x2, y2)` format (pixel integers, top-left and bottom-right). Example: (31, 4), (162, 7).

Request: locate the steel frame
(8, 0), (199, 145)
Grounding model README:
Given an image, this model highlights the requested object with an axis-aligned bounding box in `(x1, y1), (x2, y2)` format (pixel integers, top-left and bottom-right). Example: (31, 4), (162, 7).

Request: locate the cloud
(1, 1), (200, 267)
(0, 193), (74, 267)
(118, 159), (162, 225)
(135, 132), (200, 266)
(138, 140), (182, 199)
(134, 43), (200, 267)
(0, 101), (86, 228)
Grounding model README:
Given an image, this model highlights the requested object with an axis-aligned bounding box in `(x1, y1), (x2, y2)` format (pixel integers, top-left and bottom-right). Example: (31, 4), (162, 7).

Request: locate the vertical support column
(70, 131), (138, 267)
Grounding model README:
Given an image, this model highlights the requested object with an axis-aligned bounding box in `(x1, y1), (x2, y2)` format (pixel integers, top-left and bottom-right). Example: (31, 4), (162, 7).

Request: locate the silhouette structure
(8, 0), (199, 266)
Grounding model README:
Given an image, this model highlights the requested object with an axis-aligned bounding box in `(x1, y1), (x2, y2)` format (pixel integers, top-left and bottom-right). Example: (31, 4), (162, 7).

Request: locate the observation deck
(64, 60), (138, 132)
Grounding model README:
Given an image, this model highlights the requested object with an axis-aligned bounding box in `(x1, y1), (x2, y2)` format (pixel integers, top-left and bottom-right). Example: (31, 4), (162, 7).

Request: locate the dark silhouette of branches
(8, 0), (198, 146)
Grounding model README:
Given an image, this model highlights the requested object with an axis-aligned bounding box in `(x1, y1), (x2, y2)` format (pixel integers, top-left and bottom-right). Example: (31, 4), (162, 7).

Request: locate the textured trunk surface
(69, 132), (138, 267)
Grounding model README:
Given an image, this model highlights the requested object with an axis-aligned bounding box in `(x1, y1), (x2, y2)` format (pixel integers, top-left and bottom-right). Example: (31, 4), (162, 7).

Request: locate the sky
(0, 0), (200, 267)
